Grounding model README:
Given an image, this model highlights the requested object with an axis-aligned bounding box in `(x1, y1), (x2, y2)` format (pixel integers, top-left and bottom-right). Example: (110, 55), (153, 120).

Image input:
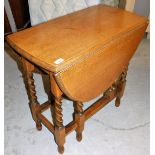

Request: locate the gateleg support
(50, 73), (65, 154)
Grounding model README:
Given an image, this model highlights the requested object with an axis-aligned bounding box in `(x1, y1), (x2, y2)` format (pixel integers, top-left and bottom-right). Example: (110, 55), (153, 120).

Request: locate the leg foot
(36, 121), (42, 131)
(115, 97), (120, 107)
(76, 132), (82, 142)
(58, 145), (64, 154)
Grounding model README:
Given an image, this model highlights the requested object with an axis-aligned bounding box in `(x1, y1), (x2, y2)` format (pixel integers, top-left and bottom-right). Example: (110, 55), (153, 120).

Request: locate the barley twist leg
(50, 73), (65, 154)
(21, 58), (42, 130)
(73, 101), (85, 142)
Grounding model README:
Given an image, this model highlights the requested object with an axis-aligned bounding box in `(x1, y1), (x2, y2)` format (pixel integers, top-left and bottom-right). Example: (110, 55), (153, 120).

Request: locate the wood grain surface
(6, 5), (148, 73)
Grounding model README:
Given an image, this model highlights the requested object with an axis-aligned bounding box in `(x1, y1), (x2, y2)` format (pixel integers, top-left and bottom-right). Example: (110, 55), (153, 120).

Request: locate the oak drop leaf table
(6, 5), (148, 154)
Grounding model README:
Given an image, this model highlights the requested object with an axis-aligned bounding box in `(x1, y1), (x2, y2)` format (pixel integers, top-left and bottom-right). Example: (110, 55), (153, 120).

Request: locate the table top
(7, 4), (147, 74)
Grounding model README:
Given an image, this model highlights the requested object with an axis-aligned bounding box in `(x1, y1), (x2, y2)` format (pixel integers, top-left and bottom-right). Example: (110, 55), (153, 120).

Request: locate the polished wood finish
(6, 5), (148, 154)
(56, 23), (147, 102)
(6, 5), (147, 73)
(6, 5), (148, 102)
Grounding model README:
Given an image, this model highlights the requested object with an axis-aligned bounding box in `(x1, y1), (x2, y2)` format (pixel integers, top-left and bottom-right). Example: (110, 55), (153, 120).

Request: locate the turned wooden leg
(73, 101), (85, 142)
(21, 58), (42, 130)
(115, 67), (128, 107)
(54, 97), (65, 154)
(50, 73), (65, 154)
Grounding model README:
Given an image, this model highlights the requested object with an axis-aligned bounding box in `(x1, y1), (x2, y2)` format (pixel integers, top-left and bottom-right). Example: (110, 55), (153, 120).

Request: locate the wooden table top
(7, 4), (147, 73)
